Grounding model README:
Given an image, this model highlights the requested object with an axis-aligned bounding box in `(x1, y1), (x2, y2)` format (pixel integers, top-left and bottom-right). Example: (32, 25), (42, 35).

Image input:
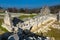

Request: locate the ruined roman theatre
(1, 7), (60, 34)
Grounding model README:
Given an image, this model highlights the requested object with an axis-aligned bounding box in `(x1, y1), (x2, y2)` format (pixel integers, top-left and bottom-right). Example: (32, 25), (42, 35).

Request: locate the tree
(19, 8), (25, 13)
(7, 8), (13, 12)
(7, 8), (18, 13)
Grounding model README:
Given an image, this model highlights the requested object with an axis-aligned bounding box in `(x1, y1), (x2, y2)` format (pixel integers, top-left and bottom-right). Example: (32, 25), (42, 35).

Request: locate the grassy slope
(0, 19), (8, 34)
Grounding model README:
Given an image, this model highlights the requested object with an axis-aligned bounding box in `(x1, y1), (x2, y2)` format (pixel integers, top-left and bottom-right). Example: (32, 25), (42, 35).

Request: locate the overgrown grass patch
(19, 14), (37, 20)
(45, 27), (60, 40)
(0, 25), (8, 32)
(0, 19), (8, 34)
(0, 15), (4, 17)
